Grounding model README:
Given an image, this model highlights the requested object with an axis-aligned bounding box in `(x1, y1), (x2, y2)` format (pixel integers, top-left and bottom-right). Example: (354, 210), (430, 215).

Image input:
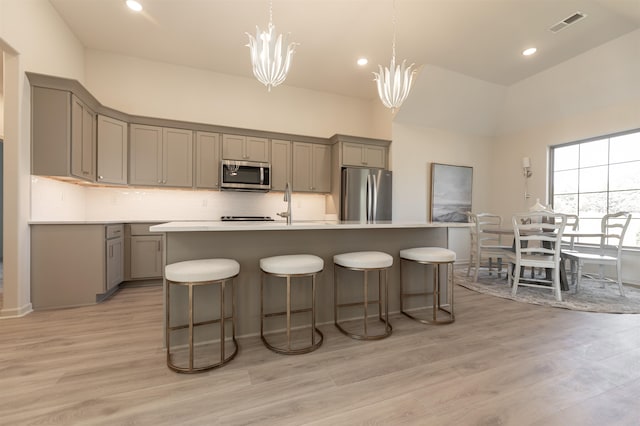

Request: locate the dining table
(479, 227), (606, 291)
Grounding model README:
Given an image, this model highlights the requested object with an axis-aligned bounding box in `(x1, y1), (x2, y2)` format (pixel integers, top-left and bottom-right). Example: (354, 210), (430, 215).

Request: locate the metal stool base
(166, 275), (238, 373)
(261, 271), (323, 355)
(400, 258), (455, 325)
(334, 264), (392, 340)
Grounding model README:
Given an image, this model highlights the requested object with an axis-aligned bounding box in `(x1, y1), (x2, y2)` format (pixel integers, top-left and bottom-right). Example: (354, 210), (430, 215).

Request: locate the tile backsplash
(31, 177), (329, 222)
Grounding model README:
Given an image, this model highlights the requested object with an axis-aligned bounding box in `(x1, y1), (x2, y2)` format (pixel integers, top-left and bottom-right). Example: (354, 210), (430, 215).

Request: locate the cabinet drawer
(129, 223), (159, 236)
(105, 224), (124, 239)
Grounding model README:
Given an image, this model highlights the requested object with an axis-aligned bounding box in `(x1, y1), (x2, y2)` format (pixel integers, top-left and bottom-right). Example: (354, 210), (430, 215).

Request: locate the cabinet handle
(157, 241), (162, 252)
(98, 175), (104, 180)
(109, 245), (113, 258)
(157, 180), (162, 184)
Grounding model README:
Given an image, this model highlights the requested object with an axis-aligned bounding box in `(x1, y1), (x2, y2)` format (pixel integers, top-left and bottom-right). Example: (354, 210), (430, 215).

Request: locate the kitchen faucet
(277, 182), (292, 224)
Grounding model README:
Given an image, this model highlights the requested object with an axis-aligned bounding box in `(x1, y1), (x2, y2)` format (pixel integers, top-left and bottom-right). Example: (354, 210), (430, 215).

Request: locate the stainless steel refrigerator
(341, 167), (392, 222)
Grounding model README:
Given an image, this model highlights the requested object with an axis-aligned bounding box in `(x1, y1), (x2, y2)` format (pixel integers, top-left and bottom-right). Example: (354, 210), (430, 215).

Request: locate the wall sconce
(522, 156), (532, 178)
(522, 157), (532, 199)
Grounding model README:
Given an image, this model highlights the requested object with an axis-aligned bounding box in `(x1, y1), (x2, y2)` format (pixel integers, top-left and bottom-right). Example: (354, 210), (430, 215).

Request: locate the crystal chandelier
(246, 0), (296, 91)
(374, 0), (417, 111)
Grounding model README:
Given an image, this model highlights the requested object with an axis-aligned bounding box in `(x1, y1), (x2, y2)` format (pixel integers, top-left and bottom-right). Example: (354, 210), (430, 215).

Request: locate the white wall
(491, 29), (640, 226)
(0, 90), (4, 138)
(0, 0), (85, 317)
(84, 50), (382, 140)
(490, 29), (640, 284)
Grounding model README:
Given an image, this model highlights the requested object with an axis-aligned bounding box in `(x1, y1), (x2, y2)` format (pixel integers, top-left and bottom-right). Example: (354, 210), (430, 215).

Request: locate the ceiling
(48, 0), (640, 100)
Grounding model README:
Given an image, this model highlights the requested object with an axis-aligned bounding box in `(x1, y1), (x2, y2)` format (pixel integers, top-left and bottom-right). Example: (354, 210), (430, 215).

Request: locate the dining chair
(508, 212), (567, 301)
(467, 212), (512, 282)
(554, 213), (579, 280)
(561, 212), (631, 296)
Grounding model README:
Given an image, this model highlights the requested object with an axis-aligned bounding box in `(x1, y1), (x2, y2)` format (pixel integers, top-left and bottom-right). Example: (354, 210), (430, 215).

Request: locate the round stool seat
(166, 259), (240, 283)
(400, 247), (456, 263)
(334, 251), (393, 269)
(260, 254), (324, 275)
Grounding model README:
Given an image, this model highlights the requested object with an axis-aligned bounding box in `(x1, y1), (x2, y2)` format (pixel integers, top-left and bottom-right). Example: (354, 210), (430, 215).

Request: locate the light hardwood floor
(1, 282), (639, 425)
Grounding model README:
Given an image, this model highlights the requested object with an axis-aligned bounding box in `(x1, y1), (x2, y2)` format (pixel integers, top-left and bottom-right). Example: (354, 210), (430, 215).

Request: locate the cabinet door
(312, 144), (331, 193)
(163, 127), (193, 187)
(342, 143), (365, 167)
(71, 95), (96, 181)
(292, 142), (313, 192)
(342, 142), (387, 168)
(363, 145), (386, 169)
(31, 87), (71, 177)
(195, 131), (220, 189)
(221, 134), (245, 160)
(106, 237), (124, 290)
(97, 115), (128, 185)
(130, 235), (163, 279)
(129, 124), (163, 186)
(245, 137), (270, 162)
(271, 139), (291, 191)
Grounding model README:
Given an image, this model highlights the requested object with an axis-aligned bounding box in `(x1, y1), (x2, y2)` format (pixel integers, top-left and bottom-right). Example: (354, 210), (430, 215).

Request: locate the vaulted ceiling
(47, 0), (640, 100)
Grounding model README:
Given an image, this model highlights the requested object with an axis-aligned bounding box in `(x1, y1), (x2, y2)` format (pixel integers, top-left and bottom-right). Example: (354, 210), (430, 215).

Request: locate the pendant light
(246, 0), (296, 91)
(374, 0), (417, 112)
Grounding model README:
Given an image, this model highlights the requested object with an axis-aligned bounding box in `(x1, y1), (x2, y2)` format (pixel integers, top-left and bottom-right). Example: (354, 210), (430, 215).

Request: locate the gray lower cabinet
(127, 224), (163, 280)
(97, 115), (128, 185)
(31, 87), (97, 182)
(195, 131), (221, 189)
(271, 139), (292, 191)
(31, 224), (124, 309)
(129, 124), (193, 187)
(106, 225), (125, 290)
(292, 142), (331, 193)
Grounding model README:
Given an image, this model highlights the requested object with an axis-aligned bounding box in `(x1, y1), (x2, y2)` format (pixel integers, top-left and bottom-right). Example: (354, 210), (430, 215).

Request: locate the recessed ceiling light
(522, 47), (537, 56)
(357, 58), (368, 66)
(126, 0), (143, 12)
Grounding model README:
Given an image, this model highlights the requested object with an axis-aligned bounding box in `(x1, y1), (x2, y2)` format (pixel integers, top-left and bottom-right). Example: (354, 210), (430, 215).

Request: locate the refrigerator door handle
(366, 174), (373, 222)
(371, 174), (378, 222)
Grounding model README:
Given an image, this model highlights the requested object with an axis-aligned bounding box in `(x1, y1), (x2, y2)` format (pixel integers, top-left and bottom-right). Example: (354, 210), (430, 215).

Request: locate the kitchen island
(150, 220), (470, 337)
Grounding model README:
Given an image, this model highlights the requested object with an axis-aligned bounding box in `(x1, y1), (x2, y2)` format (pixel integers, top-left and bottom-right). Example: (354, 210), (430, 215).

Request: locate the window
(550, 129), (640, 247)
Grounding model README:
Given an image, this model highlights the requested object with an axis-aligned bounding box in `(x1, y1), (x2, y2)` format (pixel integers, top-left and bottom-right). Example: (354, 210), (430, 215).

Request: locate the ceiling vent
(549, 12), (587, 33)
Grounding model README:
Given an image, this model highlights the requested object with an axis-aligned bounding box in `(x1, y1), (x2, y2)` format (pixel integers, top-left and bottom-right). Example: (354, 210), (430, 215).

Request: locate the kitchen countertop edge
(150, 220), (472, 232)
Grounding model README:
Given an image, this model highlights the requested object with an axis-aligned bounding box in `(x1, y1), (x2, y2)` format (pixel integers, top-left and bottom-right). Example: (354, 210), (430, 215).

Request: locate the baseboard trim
(0, 303), (33, 319)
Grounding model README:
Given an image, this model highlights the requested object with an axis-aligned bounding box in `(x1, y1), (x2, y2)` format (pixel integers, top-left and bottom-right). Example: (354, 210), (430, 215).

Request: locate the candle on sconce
(522, 157), (531, 168)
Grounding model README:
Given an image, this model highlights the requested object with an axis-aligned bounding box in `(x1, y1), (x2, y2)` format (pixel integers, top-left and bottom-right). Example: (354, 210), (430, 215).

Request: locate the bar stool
(260, 254), (324, 355)
(165, 258), (239, 373)
(333, 251), (393, 340)
(400, 247), (456, 325)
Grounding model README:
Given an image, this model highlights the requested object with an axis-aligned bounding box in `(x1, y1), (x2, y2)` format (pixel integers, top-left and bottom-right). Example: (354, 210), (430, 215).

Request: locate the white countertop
(150, 220), (471, 232)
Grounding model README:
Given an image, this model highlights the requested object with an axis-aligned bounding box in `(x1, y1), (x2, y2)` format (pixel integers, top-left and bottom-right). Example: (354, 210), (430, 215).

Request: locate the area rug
(455, 269), (640, 314)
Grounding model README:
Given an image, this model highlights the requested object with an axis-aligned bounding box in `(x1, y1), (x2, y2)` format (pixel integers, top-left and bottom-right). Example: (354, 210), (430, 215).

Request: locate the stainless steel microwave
(220, 160), (271, 191)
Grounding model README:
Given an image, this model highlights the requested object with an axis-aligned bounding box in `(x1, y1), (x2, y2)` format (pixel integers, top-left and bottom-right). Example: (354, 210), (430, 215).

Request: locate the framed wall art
(430, 163), (473, 223)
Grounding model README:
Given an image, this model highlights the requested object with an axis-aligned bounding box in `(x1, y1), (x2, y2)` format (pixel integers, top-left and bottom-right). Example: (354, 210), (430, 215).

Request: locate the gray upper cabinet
(292, 142), (331, 193)
(222, 134), (270, 162)
(271, 139), (292, 191)
(342, 142), (387, 169)
(31, 87), (96, 182)
(97, 115), (128, 185)
(129, 124), (193, 188)
(71, 95), (97, 181)
(195, 131), (221, 189)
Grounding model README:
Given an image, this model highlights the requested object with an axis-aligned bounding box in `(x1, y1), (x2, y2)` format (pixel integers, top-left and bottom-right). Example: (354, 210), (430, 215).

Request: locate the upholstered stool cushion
(333, 251), (393, 269)
(260, 254), (324, 275)
(400, 247), (456, 263)
(165, 259), (240, 282)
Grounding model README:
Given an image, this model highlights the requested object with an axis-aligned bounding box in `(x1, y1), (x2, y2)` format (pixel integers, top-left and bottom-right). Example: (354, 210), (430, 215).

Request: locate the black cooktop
(221, 216), (275, 222)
